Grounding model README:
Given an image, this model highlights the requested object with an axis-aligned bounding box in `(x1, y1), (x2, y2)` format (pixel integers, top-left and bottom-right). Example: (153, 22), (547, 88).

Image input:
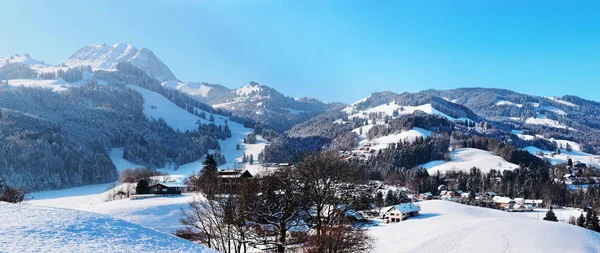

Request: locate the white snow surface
(422, 148), (519, 174)
(547, 96), (578, 107)
(0, 55), (50, 70)
(161, 81), (213, 97)
(495, 100), (523, 108)
(235, 84), (262, 96)
(542, 105), (567, 115)
(370, 200), (600, 253)
(525, 114), (572, 129)
(356, 127), (432, 150)
(525, 144), (600, 168)
(0, 202), (214, 253)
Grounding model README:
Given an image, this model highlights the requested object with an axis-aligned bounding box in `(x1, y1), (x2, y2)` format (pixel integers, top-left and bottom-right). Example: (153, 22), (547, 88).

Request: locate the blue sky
(1, 1), (600, 103)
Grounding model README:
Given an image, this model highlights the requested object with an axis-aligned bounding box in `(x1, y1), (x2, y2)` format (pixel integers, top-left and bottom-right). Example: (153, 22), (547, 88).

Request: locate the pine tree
(585, 209), (594, 230)
(136, 179), (150, 194)
(202, 154), (218, 173)
(577, 213), (586, 227)
(374, 191), (384, 211)
(249, 154), (254, 165)
(385, 190), (398, 206)
(209, 114), (215, 122)
(543, 207), (558, 222)
(592, 211), (600, 232)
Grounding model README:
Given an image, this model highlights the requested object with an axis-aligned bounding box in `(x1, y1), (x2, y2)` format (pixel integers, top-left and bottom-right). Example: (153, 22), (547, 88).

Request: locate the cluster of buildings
(417, 190), (543, 212)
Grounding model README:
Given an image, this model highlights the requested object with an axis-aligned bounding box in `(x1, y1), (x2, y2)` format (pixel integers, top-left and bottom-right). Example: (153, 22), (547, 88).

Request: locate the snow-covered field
(0, 202), (214, 253)
(422, 148), (519, 174)
(370, 200), (600, 253)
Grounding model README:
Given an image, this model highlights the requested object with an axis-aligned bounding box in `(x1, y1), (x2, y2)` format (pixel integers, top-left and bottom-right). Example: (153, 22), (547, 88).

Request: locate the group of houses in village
(417, 190), (543, 212)
(129, 163), (292, 199)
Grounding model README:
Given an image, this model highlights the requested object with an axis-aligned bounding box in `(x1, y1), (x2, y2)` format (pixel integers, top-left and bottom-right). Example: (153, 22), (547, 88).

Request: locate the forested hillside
(0, 69), (221, 190)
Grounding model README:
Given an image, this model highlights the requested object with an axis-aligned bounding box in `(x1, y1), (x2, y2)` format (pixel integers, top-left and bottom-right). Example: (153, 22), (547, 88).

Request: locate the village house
(525, 199), (543, 208)
(150, 182), (187, 195)
(383, 203), (420, 223)
(493, 196), (515, 210)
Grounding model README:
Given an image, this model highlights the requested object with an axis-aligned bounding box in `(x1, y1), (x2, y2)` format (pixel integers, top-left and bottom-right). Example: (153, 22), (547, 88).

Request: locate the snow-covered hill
(422, 148), (520, 174)
(0, 202), (214, 253)
(370, 200), (600, 253)
(64, 43), (176, 81)
(127, 85), (266, 171)
(0, 55), (50, 70)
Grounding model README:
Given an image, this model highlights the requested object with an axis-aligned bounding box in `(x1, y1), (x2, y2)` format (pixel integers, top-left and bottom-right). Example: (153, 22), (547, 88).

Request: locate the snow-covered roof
(525, 199), (543, 204)
(155, 182), (187, 188)
(386, 203), (420, 214)
(492, 196), (514, 204)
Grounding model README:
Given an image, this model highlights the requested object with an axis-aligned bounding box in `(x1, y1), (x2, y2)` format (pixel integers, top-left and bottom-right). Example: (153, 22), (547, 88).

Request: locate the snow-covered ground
(345, 102), (461, 121)
(6, 72), (106, 92)
(546, 96), (578, 107)
(422, 148), (519, 174)
(354, 127), (432, 150)
(370, 200), (600, 253)
(162, 81), (213, 97)
(525, 145), (600, 167)
(525, 114), (572, 129)
(0, 202), (213, 253)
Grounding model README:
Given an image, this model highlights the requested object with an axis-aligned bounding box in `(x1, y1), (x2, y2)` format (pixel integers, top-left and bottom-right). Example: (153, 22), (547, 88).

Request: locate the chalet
(150, 182), (187, 195)
(512, 204), (534, 212)
(384, 203), (420, 223)
(525, 199), (543, 208)
(493, 196), (515, 210)
(216, 169), (254, 193)
(418, 192), (433, 200)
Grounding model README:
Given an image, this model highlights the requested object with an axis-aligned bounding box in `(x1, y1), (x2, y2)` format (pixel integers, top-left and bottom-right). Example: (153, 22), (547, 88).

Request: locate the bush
(119, 167), (164, 183)
(0, 186), (26, 203)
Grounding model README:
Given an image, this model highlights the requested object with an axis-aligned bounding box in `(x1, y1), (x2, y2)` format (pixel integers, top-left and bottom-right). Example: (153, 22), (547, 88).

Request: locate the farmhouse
(384, 203), (420, 223)
(150, 182), (187, 195)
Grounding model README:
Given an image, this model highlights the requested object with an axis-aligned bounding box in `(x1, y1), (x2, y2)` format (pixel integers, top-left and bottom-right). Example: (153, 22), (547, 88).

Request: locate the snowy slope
(525, 114), (572, 129)
(162, 81), (213, 97)
(0, 55), (49, 70)
(64, 43), (176, 81)
(370, 200), (600, 253)
(345, 102), (458, 121)
(422, 148), (519, 174)
(525, 145), (600, 168)
(0, 202), (214, 253)
(126, 85), (266, 171)
(354, 127), (432, 150)
(6, 72), (105, 92)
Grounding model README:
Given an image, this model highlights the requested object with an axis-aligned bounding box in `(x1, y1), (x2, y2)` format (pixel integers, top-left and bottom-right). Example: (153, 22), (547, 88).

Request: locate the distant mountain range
(4, 42), (600, 190)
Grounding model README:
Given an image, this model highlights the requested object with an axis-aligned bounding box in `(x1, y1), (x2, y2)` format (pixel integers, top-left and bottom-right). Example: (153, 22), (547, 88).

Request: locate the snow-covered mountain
(163, 80), (339, 131)
(64, 43), (176, 81)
